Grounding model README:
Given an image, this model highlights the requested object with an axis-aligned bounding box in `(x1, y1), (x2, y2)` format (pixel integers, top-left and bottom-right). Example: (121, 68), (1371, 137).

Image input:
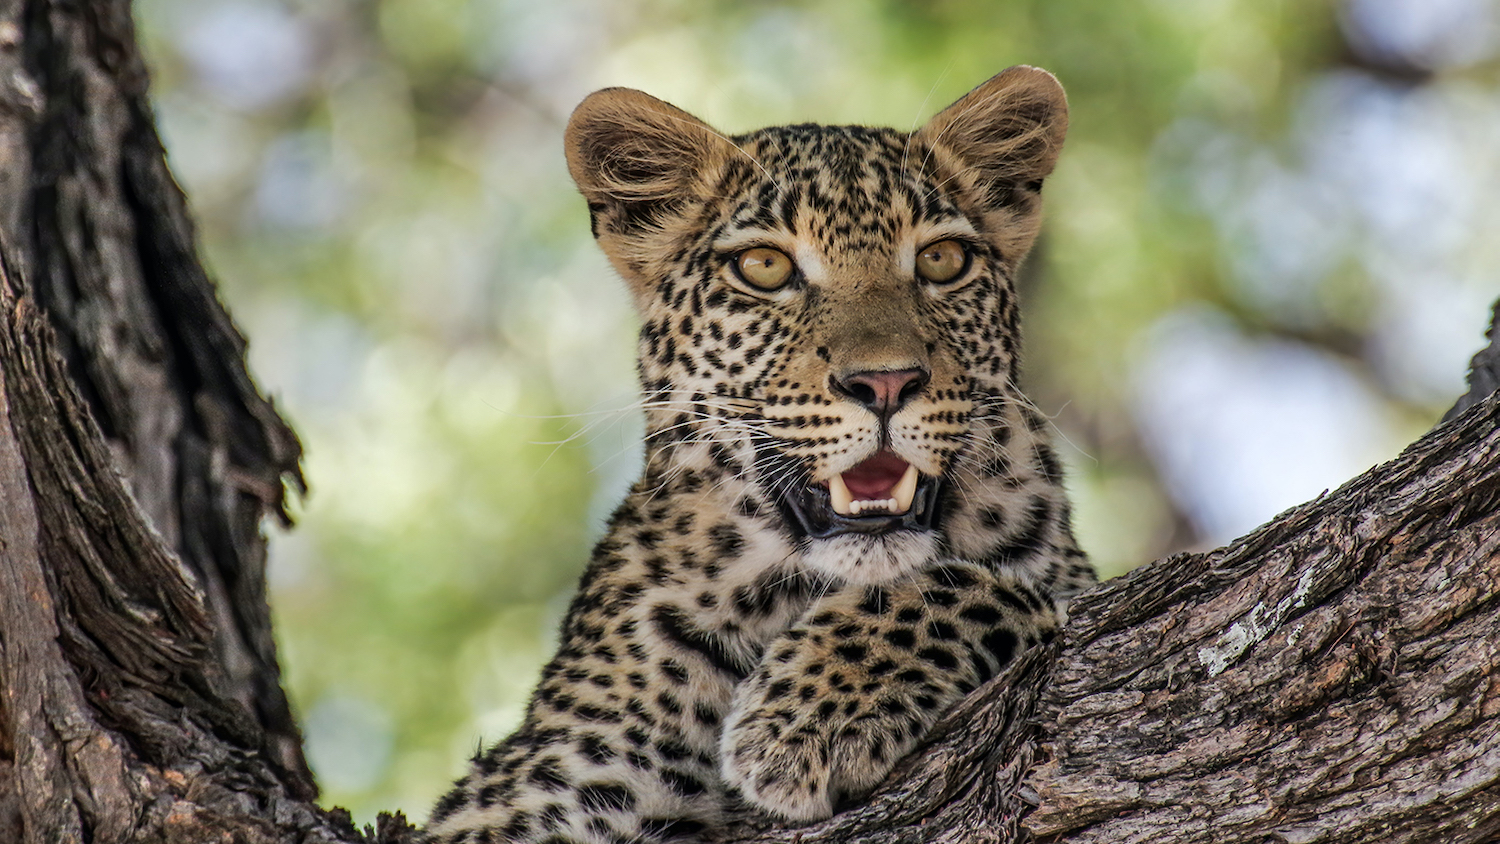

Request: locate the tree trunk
(0, 2), (1496, 843)
(0, 0), (384, 840)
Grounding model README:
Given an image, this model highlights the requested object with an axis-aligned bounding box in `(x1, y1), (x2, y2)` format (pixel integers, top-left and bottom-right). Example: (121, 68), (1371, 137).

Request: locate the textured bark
(0, 1), (1496, 842)
(0, 0), (402, 841)
(0, 265), (376, 842)
(0, 0), (312, 797)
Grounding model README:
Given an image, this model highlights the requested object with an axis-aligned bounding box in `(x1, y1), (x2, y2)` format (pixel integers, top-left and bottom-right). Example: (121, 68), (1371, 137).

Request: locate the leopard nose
(831, 367), (931, 417)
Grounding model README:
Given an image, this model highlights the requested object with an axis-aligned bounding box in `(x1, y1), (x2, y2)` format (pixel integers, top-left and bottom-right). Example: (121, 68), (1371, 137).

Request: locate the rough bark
(0, 0), (387, 841)
(0, 0), (312, 797)
(0, 1), (1497, 843)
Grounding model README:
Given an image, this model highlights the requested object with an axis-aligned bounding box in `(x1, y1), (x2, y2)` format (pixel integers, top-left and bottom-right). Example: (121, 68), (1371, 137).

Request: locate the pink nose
(832, 368), (930, 417)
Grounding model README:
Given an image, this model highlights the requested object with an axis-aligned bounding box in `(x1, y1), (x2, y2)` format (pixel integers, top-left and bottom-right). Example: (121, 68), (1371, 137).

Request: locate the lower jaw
(778, 477), (945, 540)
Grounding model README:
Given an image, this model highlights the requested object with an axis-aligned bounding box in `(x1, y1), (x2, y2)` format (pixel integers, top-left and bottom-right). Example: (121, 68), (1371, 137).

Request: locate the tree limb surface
(0, 267), (374, 842)
(730, 383), (1500, 843)
(0, 0), (311, 795)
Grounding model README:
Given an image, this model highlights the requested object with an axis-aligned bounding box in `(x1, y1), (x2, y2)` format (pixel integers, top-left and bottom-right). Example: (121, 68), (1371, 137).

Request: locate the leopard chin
(798, 530), (943, 585)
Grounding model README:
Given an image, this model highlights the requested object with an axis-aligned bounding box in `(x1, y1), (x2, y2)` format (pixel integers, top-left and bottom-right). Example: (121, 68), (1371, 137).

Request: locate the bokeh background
(132, 0), (1500, 824)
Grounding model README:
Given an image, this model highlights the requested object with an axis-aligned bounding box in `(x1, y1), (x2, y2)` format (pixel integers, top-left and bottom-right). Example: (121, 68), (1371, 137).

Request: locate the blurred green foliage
(132, 0), (1495, 824)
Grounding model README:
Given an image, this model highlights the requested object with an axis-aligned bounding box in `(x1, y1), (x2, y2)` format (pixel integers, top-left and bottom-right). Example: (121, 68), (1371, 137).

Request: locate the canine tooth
(892, 463), (919, 514)
(830, 474), (854, 516)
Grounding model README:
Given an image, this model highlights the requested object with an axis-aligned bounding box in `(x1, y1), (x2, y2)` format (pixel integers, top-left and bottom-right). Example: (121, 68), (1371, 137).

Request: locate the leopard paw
(720, 699), (835, 822)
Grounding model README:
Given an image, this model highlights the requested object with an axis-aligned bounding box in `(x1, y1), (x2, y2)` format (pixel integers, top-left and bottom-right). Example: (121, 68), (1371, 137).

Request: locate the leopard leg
(719, 562), (1058, 822)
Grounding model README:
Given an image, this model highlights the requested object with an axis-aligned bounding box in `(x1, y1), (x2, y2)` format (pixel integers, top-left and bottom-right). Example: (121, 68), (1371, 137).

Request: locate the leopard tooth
(829, 473), (854, 516)
(892, 463), (919, 514)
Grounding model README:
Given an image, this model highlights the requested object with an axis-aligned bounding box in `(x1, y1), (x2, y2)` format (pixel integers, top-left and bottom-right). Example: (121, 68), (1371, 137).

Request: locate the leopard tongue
(828, 455), (920, 517)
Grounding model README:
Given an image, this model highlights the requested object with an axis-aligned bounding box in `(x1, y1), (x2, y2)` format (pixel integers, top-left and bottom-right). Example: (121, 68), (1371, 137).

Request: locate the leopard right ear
(565, 88), (730, 249)
(913, 66), (1069, 212)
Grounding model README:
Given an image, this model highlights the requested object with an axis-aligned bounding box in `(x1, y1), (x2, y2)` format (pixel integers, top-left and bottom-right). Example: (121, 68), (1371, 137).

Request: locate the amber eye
(734, 247), (795, 290)
(915, 239), (968, 284)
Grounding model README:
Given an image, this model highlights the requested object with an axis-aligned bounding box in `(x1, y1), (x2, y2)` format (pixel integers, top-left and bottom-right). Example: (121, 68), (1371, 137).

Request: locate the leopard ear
(913, 66), (1069, 210)
(565, 88), (730, 242)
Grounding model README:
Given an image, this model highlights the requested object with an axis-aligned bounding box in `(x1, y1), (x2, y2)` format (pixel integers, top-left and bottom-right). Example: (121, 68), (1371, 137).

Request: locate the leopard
(422, 65), (1096, 844)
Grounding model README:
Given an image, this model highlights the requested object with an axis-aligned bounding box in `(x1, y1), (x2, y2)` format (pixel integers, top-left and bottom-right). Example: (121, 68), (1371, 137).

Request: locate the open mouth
(779, 450), (945, 539)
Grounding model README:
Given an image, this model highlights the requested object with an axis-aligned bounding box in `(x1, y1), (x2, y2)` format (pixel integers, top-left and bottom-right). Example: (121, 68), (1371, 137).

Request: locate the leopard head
(565, 67), (1069, 584)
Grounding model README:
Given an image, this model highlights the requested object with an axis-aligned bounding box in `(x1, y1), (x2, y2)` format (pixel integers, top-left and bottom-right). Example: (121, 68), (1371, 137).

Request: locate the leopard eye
(915, 239), (968, 284)
(734, 247), (795, 290)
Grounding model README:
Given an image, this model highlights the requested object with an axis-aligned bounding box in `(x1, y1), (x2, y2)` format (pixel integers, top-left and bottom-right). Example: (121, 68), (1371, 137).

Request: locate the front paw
(720, 698), (835, 823)
(720, 566), (1059, 823)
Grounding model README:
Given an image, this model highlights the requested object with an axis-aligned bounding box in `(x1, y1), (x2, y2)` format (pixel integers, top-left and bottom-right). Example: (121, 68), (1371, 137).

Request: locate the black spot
(577, 782), (636, 812)
(650, 604), (750, 678)
(922, 589), (958, 607)
(929, 565), (978, 588)
(834, 643), (868, 662)
(709, 523), (745, 559)
(477, 781), (505, 808)
(657, 691), (684, 716)
(982, 628), (1019, 667)
(656, 738), (691, 761)
(1035, 444), (1062, 483)
(832, 623), (862, 639)
(538, 802), (567, 830)
(959, 604), (1004, 625)
(883, 628), (917, 649)
(917, 647), (958, 670)
(660, 659), (689, 684)
(428, 787), (468, 824)
(501, 812), (532, 839)
(662, 768), (708, 797)
(927, 620), (958, 640)
(858, 586), (890, 615)
(640, 818), (708, 839)
(580, 734), (616, 764)
(527, 757), (570, 791)
(574, 704), (621, 723)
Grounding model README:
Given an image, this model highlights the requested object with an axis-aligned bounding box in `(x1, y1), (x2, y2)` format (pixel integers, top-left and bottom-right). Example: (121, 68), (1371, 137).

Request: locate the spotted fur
(424, 66), (1095, 843)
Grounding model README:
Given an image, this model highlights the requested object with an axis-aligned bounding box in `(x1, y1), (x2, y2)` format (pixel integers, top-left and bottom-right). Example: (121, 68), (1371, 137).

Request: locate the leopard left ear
(913, 66), (1069, 210)
(565, 87), (732, 242)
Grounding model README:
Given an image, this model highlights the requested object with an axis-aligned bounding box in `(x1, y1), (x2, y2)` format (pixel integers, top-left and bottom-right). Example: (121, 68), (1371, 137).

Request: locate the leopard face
(566, 68), (1068, 586)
